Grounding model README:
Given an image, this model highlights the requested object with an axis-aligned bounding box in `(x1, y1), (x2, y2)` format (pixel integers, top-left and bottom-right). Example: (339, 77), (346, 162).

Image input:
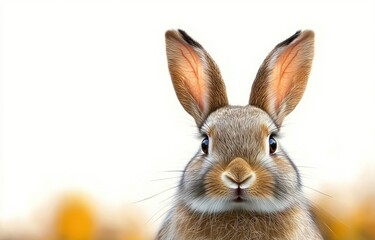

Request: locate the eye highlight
(269, 135), (277, 154)
(201, 136), (209, 154)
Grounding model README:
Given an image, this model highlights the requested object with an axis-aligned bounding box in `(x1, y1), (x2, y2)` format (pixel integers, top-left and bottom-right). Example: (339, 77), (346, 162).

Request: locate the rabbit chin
(184, 196), (295, 214)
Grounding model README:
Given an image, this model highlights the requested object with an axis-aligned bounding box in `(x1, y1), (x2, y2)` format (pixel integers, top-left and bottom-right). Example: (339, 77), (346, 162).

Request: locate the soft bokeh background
(1, 0), (374, 239)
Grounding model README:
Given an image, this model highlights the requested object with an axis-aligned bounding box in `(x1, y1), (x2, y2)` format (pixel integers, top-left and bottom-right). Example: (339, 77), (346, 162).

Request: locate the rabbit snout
(221, 157), (256, 190)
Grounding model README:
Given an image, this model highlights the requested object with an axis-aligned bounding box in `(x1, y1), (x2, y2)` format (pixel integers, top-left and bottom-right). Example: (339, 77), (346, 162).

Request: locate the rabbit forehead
(203, 106), (276, 156)
(204, 105), (275, 129)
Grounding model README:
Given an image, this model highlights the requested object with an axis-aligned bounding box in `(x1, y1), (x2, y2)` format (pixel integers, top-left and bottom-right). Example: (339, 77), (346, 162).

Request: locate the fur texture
(157, 203), (321, 240)
(158, 29), (321, 240)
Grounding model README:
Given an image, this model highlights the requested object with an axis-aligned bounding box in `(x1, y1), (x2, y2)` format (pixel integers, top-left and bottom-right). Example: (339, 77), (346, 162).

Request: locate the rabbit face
(179, 105), (300, 213)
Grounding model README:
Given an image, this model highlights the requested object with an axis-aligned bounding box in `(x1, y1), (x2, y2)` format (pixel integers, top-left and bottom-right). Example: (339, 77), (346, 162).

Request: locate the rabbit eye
(201, 136), (209, 154)
(269, 135), (277, 154)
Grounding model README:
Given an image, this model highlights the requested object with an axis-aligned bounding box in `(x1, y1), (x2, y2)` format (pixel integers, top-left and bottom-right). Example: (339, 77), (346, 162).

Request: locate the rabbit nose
(221, 157), (256, 189)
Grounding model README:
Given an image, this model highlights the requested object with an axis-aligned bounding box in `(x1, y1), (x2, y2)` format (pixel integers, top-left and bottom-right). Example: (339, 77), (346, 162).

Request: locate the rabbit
(156, 29), (323, 240)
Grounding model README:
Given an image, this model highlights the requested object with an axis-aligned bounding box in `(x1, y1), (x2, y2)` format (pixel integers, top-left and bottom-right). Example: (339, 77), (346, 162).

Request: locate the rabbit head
(165, 29), (314, 214)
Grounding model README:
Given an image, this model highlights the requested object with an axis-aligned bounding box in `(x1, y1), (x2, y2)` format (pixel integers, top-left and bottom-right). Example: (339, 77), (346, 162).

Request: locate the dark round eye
(201, 136), (209, 154)
(269, 135), (277, 154)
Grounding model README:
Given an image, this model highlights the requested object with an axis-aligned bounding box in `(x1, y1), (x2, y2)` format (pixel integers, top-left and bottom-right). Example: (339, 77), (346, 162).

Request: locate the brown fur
(165, 30), (228, 127)
(157, 203), (322, 240)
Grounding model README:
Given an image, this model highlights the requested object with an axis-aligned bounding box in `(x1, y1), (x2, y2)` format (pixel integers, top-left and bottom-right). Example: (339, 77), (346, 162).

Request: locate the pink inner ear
(176, 41), (206, 112)
(272, 43), (301, 109)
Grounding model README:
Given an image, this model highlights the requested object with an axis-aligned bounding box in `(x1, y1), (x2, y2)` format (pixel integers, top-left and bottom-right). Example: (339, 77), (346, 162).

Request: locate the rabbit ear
(165, 29), (228, 127)
(249, 30), (314, 127)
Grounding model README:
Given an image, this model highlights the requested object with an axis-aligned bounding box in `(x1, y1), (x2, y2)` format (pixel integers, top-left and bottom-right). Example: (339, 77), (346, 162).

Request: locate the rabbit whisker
(132, 185), (179, 204)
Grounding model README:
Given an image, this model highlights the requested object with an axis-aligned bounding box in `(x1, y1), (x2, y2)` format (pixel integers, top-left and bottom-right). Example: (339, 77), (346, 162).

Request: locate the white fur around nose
(221, 173), (238, 189)
(221, 172), (256, 189)
(240, 174), (256, 189)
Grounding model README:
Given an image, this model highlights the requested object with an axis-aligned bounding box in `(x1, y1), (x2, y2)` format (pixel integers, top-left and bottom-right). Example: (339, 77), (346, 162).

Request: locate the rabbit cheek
(181, 155), (206, 189)
(204, 163), (229, 198)
(248, 166), (275, 198)
(272, 155), (300, 189)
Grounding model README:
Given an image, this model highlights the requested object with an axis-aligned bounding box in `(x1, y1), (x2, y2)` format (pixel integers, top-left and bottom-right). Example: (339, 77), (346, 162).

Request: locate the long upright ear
(249, 30), (314, 127)
(165, 29), (228, 127)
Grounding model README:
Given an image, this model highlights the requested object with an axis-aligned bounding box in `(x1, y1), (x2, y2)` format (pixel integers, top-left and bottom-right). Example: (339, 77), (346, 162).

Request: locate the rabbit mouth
(233, 196), (246, 203)
(232, 188), (248, 203)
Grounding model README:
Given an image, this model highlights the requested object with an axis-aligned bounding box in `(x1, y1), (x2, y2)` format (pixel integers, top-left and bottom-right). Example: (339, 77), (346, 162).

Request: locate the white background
(1, 0), (375, 233)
